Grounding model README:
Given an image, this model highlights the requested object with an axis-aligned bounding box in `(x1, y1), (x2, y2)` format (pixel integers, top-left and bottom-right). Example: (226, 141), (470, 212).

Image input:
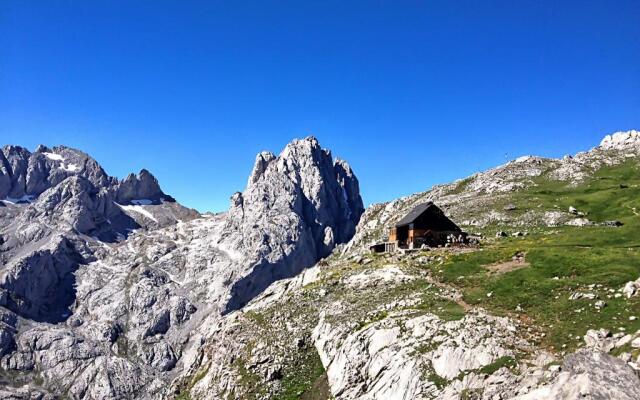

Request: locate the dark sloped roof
(395, 202), (435, 227)
(395, 201), (460, 231)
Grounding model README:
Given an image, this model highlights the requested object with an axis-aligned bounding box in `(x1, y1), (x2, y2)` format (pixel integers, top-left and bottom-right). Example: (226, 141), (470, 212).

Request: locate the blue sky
(1, 1), (639, 212)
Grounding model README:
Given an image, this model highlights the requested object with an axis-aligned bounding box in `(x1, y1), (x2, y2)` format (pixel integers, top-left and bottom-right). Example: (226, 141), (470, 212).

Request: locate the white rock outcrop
(600, 130), (640, 150)
(514, 350), (640, 400)
(313, 309), (531, 400)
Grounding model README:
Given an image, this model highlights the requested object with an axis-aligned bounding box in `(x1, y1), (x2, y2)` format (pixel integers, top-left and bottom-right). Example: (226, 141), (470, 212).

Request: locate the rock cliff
(0, 137), (363, 399)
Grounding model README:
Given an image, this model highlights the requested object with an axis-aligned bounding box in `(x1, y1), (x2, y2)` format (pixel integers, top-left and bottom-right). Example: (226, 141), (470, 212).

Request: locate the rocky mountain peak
(278, 136), (330, 176)
(335, 157), (364, 224)
(233, 137), (363, 243)
(0, 144), (116, 200)
(115, 168), (169, 204)
(0, 145), (31, 198)
(0, 143), (176, 211)
(280, 135), (322, 156)
(248, 151), (277, 185)
(223, 137), (364, 310)
(34, 144), (50, 153)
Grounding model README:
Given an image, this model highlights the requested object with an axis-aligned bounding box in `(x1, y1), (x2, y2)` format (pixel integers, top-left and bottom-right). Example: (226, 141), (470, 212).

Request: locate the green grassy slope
(436, 161), (640, 351)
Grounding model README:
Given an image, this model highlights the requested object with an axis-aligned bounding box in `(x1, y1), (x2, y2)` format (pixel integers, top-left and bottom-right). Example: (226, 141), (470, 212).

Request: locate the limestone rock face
(1, 145), (32, 198)
(312, 309), (524, 399)
(335, 158), (365, 238)
(0, 144), (200, 398)
(1, 235), (86, 323)
(0, 137), (363, 399)
(237, 137), (363, 246)
(222, 136), (364, 311)
(515, 350), (640, 400)
(18, 176), (132, 237)
(116, 169), (170, 204)
(0, 144), (175, 206)
(1, 145), (115, 200)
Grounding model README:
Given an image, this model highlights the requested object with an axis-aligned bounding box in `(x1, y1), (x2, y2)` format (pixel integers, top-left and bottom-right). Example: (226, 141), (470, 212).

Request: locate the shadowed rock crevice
(1, 236), (84, 323)
(224, 251), (316, 313)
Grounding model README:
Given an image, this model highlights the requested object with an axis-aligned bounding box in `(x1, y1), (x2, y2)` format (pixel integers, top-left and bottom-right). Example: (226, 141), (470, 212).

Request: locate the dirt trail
(426, 275), (473, 312)
(484, 252), (529, 274)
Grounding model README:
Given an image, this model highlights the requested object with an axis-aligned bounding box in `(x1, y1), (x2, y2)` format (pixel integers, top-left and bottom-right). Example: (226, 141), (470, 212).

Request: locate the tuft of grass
(230, 355), (265, 400)
(173, 363), (210, 400)
(477, 356), (517, 375)
(274, 348), (327, 400)
(438, 248), (516, 284)
(244, 310), (268, 327)
(449, 177), (474, 195)
(426, 372), (450, 390)
(461, 388), (483, 400)
(416, 291), (466, 321)
(356, 310), (389, 330)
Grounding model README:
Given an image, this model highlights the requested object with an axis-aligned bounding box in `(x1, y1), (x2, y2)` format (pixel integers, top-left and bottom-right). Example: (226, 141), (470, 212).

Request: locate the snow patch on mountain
(42, 152), (64, 161)
(1, 194), (35, 204)
(117, 202), (158, 222)
(60, 163), (79, 172)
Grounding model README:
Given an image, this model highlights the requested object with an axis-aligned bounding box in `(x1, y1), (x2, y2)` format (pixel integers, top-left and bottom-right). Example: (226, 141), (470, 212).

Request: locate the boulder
(583, 329), (615, 352)
(622, 279), (640, 298)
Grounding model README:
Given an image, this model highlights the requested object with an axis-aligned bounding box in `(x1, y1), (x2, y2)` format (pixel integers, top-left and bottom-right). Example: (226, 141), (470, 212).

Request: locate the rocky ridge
(0, 137), (363, 399)
(2, 131), (640, 399)
(349, 129), (640, 248)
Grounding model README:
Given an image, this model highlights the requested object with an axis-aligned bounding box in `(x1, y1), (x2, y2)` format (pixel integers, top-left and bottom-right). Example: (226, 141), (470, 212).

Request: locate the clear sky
(1, 1), (639, 212)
